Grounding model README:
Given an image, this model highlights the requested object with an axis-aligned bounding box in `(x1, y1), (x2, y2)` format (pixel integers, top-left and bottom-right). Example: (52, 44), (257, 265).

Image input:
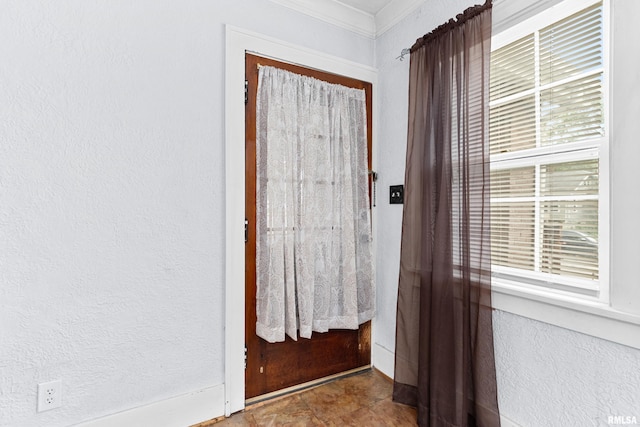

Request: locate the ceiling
(269, 0), (425, 38)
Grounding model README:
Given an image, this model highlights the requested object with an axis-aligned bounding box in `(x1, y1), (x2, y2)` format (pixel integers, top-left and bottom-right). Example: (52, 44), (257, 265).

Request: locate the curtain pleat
(255, 66), (375, 343)
(393, 3), (501, 426)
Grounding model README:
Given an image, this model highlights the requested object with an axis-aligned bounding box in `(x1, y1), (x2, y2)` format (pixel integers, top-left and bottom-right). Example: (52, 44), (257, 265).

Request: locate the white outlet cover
(37, 380), (62, 412)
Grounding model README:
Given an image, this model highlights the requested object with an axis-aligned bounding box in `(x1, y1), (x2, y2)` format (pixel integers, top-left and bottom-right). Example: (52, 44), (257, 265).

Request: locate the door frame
(224, 25), (378, 416)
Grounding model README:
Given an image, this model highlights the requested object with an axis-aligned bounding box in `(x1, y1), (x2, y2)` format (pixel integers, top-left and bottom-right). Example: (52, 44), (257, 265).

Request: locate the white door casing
(224, 26), (377, 415)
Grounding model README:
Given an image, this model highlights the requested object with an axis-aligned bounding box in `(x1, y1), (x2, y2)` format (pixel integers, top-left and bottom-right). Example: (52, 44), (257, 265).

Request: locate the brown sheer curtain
(393, 2), (500, 426)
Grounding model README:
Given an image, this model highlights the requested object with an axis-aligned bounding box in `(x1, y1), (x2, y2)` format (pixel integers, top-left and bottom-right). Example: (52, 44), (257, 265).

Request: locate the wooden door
(245, 53), (373, 399)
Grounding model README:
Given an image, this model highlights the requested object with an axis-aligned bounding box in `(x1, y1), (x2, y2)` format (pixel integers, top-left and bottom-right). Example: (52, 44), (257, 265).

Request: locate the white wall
(5, 0), (639, 425)
(0, 1), (373, 426)
(374, 0), (640, 425)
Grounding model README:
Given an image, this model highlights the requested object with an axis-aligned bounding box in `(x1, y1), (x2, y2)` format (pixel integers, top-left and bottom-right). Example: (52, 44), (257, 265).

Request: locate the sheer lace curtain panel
(255, 66), (375, 344)
(393, 2), (501, 426)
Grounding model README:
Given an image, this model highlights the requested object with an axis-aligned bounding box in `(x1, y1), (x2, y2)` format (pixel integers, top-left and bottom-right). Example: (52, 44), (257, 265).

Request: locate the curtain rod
(398, 0), (491, 60)
(396, 48), (410, 61)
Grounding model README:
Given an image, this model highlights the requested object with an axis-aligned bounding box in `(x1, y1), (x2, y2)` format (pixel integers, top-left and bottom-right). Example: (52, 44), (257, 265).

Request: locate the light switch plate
(390, 185), (404, 204)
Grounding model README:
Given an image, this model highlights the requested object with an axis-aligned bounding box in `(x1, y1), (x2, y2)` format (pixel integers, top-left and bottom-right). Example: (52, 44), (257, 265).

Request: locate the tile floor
(207, 369), (417, 426)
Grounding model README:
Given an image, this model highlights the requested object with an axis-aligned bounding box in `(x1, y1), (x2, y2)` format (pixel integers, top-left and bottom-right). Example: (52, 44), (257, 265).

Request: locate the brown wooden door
(245, 53), (373, 399)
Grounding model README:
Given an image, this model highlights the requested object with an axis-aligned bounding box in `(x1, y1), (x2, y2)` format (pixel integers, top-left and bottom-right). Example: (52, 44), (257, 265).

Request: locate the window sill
(492, 280), (640, 350)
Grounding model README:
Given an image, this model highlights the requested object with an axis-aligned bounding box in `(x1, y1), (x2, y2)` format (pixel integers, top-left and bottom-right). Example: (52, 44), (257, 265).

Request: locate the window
(489, 0), (606, 299)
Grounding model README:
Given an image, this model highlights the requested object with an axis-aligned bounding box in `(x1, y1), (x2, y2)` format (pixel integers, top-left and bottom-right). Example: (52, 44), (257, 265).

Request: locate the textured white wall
(0, 1), (373, 426)
(5, 0), (639, 424)
(374, 0), (640, 425)
(494, 311), (640, 426)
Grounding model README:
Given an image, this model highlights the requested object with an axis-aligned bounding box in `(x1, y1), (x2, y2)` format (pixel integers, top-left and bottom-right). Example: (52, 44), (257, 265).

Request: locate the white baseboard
(371, 342), (395, 379)
(75, 384), (225, 427)
(500, 414), (523, 427)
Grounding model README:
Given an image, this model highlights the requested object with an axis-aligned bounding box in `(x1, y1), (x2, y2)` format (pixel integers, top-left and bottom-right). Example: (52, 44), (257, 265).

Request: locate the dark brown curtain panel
(393, 2), (500, 426)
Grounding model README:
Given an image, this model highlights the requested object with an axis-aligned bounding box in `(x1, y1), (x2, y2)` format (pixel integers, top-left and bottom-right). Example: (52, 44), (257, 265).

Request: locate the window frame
(489, 0), (640, 349)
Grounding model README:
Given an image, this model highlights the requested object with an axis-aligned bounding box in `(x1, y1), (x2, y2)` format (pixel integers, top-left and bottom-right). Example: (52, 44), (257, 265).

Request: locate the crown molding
(374, 0), (424, 36)
(269, 0), (426, 38)
(269, 0), (376, 38)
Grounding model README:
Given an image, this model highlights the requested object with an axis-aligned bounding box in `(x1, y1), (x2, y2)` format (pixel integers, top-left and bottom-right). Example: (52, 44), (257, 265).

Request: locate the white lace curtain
(255, 66), (375, 343)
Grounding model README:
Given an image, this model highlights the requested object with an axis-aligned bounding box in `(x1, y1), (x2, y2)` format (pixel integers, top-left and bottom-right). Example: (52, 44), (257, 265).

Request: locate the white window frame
(490, 0), (640, 350)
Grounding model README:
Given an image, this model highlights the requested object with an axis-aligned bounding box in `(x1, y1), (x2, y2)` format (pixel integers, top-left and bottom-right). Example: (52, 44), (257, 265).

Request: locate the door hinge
(244, 80), (248, 105)
(244, 346), (247, 369)
(244, 218), (248, 243)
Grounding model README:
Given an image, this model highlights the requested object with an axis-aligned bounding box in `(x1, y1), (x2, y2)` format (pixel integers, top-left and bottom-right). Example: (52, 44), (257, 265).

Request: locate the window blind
(489, 2), (603, 288)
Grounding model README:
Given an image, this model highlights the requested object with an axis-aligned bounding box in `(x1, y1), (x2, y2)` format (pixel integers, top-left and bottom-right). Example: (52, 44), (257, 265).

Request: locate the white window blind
(489, 1), (604, 294)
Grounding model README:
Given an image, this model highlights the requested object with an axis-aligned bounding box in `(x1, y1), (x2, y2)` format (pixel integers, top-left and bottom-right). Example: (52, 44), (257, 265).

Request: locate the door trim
(224, 25), (377, 416)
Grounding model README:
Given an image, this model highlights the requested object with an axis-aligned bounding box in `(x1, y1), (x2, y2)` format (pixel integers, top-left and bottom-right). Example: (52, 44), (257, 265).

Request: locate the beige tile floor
(204, 370), (417, 426)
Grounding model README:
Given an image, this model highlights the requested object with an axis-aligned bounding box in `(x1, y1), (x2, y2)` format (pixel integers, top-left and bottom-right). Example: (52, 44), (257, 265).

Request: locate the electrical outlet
(37, 380), (62, 412)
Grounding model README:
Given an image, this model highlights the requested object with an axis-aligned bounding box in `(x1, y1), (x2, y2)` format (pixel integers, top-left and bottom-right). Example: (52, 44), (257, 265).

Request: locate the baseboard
(500, 414), (523, 427)
(75, 384), (225, 427)
(371, 342), (395, 379)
